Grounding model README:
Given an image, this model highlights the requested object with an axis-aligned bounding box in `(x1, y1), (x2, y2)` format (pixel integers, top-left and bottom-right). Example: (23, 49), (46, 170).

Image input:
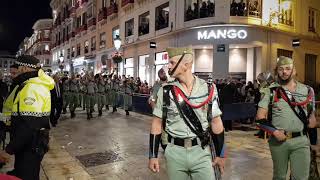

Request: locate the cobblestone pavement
(2, 109), (319, 180)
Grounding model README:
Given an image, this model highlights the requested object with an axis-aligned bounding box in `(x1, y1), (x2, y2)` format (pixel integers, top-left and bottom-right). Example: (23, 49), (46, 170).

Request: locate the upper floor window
(309, 8), (318, 32)
(278, 0), (293, 26)
(84, 40), (89, 54)
(76, 44), (81, 56)
(139, 12), (150, 36)
(91, 36), (96, 51)
(82, 12), (87, 25)
(230, 0), (261, 18)
(67, 48), (71, 59)
(185, 0), (215, 22)
(87, 5), (93, 19)
(100, 32), (106, 49)
(155, 2), (169, 31)
(125, 19), (134, 37)
(102, 0), (107, 8)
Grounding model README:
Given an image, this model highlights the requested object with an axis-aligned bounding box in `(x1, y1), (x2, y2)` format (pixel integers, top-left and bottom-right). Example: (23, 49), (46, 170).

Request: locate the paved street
(50, 109), (274, 180)
(2, 108), (319, 180)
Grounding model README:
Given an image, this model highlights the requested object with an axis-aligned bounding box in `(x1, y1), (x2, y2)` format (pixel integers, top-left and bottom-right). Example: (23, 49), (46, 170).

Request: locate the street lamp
(113, 35), (122, 76)
(59, 53), (64, 72)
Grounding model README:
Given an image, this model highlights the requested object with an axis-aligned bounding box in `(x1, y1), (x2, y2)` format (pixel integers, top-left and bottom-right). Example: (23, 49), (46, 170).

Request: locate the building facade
(23, 19), (53, 70)
(50, 0), (320, 86)
(0, 52), (16, 77)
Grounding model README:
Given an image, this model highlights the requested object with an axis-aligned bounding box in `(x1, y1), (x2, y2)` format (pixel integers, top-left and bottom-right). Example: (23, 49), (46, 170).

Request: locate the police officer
(62, 76), (70, 114)
(69, 75), (80, 118)
(2, 55), (53, 180)
(148, 47), (225, 180)
(86, 75), (97, 120)
(256, 56), (317, 180)
(97, 75), (106, 116)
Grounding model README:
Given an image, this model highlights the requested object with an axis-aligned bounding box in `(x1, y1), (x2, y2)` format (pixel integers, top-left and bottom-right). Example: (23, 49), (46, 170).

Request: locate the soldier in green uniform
(69, 75), (80, 118)
(76, 75), (82, 108)
(80, 76), (87, 111)
(104, 76), (111, 111)
(149, 68), (168, 150)
(110, 75), (119, 113)
(256, 56), (317, 180)
(62, 76), (70, 114)
(97, 75), (106, 116)
(86, 75), (97, 120)
(122, 79), (133, 116)
(148, 47), (226, 180)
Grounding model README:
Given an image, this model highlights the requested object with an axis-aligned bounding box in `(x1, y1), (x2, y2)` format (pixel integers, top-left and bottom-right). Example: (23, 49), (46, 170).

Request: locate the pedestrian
(85, 75), (97, 120)
(2, 55), (53, 180)
(256, 56), (317, 180)
(50, 74), (63, 127)
(110, 75), (119, 113)
(62, 76), (70, 114)
(97, 75), (106, 116)
(122, 80), (133, 116)
(148, 47), (225, 180)
(104, 76), (111, 111)
(69, 75), (80, 118)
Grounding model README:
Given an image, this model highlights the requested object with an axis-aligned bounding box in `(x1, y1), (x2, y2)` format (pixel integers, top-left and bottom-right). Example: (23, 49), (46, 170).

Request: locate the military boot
(87, 113), (90, 120)
(112, 107), (117, 113)
(71, 111), (75, 118)
(63, 108), (67, 114)
(105, 105), (109, 111)
(125, 110), (129, 116)
(98, 110), (102, 116)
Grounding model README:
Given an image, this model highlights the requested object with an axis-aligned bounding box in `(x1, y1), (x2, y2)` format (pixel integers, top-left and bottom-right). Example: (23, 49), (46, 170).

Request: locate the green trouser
(161, 130), (168, 146)
(82, 93), (87, 108)
(98, 93), (106, 110)
(63, 92), (70, 109)
(123, 94), (132, 111)
(110, 90), (118, 107)
(78, 93), (82, 107)
(269, 135), (310, 180)
(86, 94), (95, 113)
(105, 92), (110, 106)
(165, 143), (215, 180)
(69, 92), (79, 112)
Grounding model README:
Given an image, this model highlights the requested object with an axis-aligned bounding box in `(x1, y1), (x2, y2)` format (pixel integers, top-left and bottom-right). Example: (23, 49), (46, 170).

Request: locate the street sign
(150, 42), (156, 48)
(217, 44), (225, 52)
(292, 39), (300, 47)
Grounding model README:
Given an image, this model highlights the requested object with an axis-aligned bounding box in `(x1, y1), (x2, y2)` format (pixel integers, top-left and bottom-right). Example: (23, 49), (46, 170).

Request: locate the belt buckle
(184, 139), (192, 148)
(286, 132), (292, 139)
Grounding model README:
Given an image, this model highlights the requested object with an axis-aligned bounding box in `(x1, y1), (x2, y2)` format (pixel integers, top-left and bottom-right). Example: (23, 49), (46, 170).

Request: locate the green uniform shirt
(258, 81), (313, 132)
(150, 81), (163, 102)
(87, 81), (97, 94)
(63, 80), (70, 92)
(97, 80), (105, 93)
(153, 76), (222, 139)
(70, 79), (79, 92)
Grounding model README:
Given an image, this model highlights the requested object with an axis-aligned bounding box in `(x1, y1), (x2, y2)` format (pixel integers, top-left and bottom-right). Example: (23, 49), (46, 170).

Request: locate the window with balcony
(112, 27), (120, 40)
(67, 48), (71, 59)
(125, 19), (134, 37)
(230, 0), (261, 18)
(102, 0), (107, 8)
(76, 44), (81, 56)
(309, 8), (318, 32)
(87, 5), (93, 19)
(139, 12), (150, 36)
(71, 47), (75, 57)
(84, 40), (89, 54)
(91, 36), (96, 51)
(185, 0), (215, 21)
(100, 32), (106, 49)
(155, 2), (169, 31)
(278, 0), (293, 26)
(82, 12), (87, 26)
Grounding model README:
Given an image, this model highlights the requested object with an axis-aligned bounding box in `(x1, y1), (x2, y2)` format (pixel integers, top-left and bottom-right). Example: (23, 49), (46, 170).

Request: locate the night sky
(0, 0), (52, 54)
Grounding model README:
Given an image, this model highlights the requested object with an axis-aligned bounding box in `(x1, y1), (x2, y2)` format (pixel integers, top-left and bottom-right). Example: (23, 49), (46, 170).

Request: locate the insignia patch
(24, 97), (36, 105)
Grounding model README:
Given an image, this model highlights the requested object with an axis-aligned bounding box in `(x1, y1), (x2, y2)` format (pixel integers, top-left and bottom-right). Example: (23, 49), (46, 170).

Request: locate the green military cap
(166, 47), (193, 58)
(277, 56), (293, 67)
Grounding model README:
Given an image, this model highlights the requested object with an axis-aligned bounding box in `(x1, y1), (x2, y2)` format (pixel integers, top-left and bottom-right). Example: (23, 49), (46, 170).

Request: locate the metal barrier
(116, 92), (153, 115)
(222, 103), (257, 121)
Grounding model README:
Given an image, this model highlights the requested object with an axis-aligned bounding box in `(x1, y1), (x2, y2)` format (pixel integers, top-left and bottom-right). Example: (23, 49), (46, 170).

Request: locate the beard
(278, 74), (292, 85)
(160, 76), (167, 81)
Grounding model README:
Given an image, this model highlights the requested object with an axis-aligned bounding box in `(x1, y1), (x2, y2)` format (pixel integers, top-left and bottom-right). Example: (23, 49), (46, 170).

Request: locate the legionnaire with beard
(256, 56), (317, 180)
(86, 75), (97, 120)
(97, 74), (106, 116)
(148, 47), (225, 180)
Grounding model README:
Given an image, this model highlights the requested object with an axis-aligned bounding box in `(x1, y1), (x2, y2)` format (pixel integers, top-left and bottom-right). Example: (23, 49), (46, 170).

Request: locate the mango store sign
(197, 29), (248, 40)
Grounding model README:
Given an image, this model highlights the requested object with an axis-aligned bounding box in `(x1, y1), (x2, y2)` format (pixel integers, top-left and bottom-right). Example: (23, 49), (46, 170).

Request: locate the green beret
(166, 47), (193, 58)
(277, 56), (293, 67)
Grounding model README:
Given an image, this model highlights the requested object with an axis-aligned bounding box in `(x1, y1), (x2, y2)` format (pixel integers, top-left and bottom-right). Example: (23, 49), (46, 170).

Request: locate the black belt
(285, 131), (306, 139)
(168, 135), (198, 148)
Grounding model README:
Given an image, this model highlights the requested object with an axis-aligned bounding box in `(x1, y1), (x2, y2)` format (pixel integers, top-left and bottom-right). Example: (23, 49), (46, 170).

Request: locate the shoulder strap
(162, 85), (171, 130)
(268, 87), (277, 123)
(207, 83), (213, 122)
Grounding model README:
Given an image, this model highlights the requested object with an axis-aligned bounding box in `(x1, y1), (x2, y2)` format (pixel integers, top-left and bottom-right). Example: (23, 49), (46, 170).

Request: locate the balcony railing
(81, 0), (89, 5)
(121, 0), (134, 8)
(88, 18), (97, 27)
(107, 4), (118, 16)
(81, 24), (87, 31)
(69, 6), (76, 16)
(98, 8), (108, 21)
